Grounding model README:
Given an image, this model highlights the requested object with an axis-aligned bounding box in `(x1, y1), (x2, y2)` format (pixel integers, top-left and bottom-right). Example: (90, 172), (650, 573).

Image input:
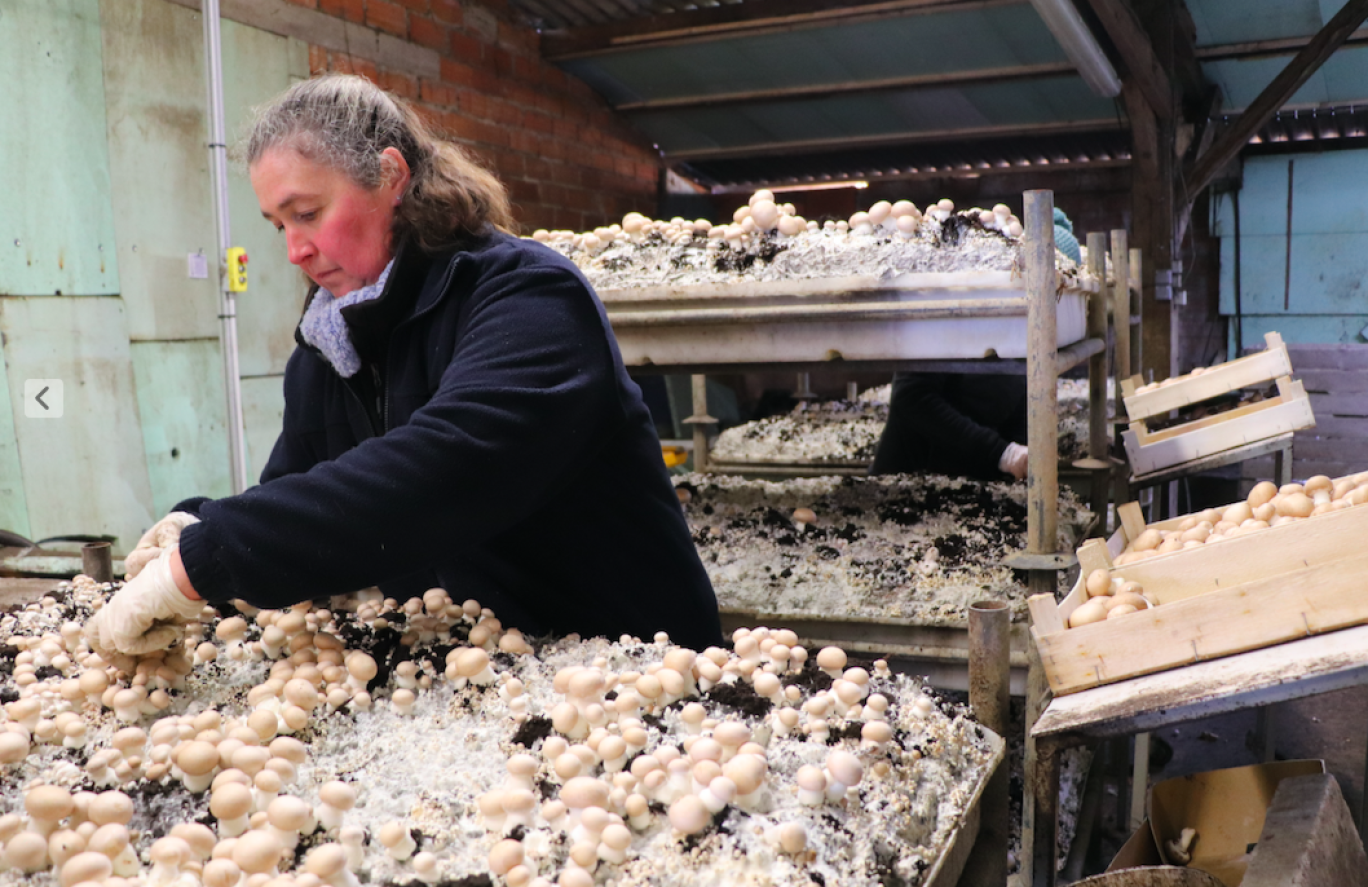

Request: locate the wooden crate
(1120, 332), (1293, 422)
(1029, 492), (1368, 696)
(1122, 376), (1316, 476)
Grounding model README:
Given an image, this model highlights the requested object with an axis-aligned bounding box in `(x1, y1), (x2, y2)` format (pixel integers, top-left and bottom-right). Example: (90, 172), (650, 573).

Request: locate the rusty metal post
(1111, 231), (1131, 406)
(684, 375), (716, 472)
(1023, 190), (1059, 887)
(1129, 246), (1144, 377)
(82, 542), (114, 584)
(970, 599), (1011, 886)
(1085, 232), (1111, 525)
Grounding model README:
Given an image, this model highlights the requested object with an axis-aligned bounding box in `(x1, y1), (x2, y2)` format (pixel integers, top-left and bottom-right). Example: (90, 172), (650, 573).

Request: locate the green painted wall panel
(241, 376), (285, 486)
(99, 0), (220, 341)
(0, 336), (31, 537)
(0, 298), (155, 549)
(130, 340), (232, 516)
(0, 0), (119, 296)
(222, 22), (312, 378)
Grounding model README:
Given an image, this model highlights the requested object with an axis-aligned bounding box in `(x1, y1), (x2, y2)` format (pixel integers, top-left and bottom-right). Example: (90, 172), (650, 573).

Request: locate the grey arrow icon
(35, 387), (49, 410)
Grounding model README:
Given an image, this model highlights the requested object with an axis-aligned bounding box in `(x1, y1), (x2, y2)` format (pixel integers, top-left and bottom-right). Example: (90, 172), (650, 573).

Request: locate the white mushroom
(379, 821), (416, 861)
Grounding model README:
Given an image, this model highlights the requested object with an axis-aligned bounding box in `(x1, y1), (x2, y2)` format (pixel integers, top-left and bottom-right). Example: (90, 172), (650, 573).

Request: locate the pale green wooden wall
(0, 0), (302, 548)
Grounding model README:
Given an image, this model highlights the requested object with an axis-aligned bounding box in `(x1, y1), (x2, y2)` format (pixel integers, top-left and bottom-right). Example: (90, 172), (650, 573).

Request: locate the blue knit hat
(1053, 207), (1081, 264)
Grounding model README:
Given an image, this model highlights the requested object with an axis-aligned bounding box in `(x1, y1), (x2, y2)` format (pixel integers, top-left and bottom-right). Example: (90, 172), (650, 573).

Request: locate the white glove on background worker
(998, 442), (1029, 480)
(123, 512), (200, 578)
(84, 547), (206, 656)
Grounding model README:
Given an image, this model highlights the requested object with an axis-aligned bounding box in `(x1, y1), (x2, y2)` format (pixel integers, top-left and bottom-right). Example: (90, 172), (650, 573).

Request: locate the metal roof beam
(1196, 28), (1368, 62)
(663, 118), (1124, 161)
(613, 62), (1076, 112)
(1080, 0), (1173, 119)
(1186, 0), (1368, 196)
(541, 0), (1017, 61)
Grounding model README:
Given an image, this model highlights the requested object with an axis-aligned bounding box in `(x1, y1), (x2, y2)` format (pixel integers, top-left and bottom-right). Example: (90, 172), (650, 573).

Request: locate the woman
(86, 75), (721, 655)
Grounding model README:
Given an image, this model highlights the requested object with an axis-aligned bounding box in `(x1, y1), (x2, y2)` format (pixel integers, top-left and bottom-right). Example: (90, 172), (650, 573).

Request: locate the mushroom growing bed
(678, 474), (1092, 626)
(0, 577), (1001, 887)
(708, 381), (1114, 470)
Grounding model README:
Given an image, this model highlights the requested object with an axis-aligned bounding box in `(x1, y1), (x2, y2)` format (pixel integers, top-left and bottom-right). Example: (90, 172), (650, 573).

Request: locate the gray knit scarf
(298, 259), (395, 378)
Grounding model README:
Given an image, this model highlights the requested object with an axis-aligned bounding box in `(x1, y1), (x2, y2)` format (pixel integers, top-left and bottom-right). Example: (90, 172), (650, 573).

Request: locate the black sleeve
(177, 264), (625, 608)
(871, 373), (1010, 478)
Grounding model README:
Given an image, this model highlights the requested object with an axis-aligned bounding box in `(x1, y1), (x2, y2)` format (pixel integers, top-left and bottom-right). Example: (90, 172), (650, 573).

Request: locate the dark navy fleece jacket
(175, 231), (723, 651)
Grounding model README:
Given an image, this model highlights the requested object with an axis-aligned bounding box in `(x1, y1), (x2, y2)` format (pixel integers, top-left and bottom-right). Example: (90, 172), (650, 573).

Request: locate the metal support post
(970, 599), (1012, 886)
(684, 375), (717, 472)
(82, 543), (114, 584)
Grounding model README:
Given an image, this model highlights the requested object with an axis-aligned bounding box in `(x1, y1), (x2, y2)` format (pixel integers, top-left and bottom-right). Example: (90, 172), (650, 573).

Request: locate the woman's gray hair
(243, 74), (514, 247)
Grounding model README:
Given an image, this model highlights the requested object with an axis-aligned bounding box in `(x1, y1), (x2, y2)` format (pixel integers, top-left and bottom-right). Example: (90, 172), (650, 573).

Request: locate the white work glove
(84, 547), (206, 656)
(998, 442), (1029, 481)
(124, 512), (200, 578)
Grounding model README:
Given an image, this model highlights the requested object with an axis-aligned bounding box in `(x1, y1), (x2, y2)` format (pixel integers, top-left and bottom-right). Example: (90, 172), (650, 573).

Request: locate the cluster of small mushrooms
(0, 567), (990, 887)
(1113, 472), (1368, 566)
(529, 191), (1024, 254)
(1067, 572), (1154, 629)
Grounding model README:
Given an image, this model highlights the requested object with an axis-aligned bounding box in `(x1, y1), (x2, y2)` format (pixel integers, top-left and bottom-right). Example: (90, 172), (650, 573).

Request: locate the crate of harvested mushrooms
(1029, 470), (1368, 695)
(1120, 332), (1316, 477)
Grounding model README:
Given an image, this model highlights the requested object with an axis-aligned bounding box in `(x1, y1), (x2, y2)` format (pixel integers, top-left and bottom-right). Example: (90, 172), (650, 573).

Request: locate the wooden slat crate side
(1124, 387), (1316, 475)
(1088, 499), (1368, 603)
(1034, 550), (1368, 695)
(1121, 333), (1291, 422)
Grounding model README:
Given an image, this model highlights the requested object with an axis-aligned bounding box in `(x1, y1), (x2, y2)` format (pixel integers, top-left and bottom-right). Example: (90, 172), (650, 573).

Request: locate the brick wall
(287, 0), (661, 232)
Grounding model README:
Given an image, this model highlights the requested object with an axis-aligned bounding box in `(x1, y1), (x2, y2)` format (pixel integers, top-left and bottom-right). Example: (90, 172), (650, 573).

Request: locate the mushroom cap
(267, 795), (312, 831)
(455, 648), (489, 678)
(27, 784), (75, 821)
(149, 836), (190, 866)
(170, 823), (217, 860)
(60, 850), (113, 887)
(86, 823), (130, 856)
(176, 741), (220, 777)
(723, 755), (767, 795)
(826, 750), (863, 787)
(5, 830), (49, 871)
(269, 736), (307, 764)
(378, 822), (412, 849)
(346, 653), (378, 681)
(668, 795), (710, 834)
(774, 822), (807, 854)
(303, 843), (348, 878)
(0, 731), (29, 762)
(862, 721), (894, 744)
(712, 722), (750, 748)
(319, 781), (356, 810)
(559, 776), (609, 810)
(815, 647), (847, 671)
(209, 783), (253, 819)
(795, 765), (827, 792)
(488, 839), (524, 876)
(232, 830), (284, 875)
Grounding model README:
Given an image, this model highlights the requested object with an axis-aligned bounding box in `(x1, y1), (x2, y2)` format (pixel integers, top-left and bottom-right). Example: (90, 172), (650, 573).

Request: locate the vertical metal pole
(1111, 231), (1131, 399)
(1023, 190), (1058, 887)
(82, 542), (114, 584)
(688, 375), (712, 472)
(1085, 233), (1110, 524)
(846, 381), (858, 401)
(970, 599), (1011, 887)
(1131, 731), (1151, 830)
(1129, 247), (1144, 378)
(203, 0), (250, 494)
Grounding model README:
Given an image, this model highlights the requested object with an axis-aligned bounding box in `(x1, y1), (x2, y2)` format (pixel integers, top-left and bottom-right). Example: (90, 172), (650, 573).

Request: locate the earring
(394, 197), (402, 206)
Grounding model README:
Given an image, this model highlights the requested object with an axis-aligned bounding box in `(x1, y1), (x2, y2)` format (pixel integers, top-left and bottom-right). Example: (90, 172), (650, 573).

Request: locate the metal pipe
(1055, 337), (1105, 374)
(203, 0), (250, 494)
(1233, 188), (1243, 358)
(1129, 247), (1144, 375)
(686, 375), (713, 472)
(1086, 232), (1110, 522)
(606, 297), (1030, 327)
(1110, 230), (1131, 400)
(1023, 190), (1058, 887)
(970, 598), (1011, 887)
(1027, 0), (1122, 97)
(82, 542), (114, 584)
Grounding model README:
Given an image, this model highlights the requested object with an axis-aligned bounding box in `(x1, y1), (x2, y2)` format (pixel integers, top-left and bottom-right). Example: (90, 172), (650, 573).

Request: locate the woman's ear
(379, 147), (412, 197)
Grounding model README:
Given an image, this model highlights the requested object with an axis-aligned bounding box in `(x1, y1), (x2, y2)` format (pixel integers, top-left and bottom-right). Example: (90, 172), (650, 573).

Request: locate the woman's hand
(84, 547), (207, 656)
(124, 512), (200, 578)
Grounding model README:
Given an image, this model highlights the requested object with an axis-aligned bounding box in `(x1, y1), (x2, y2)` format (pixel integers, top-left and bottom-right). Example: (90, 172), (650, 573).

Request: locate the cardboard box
(1107, 760), (1325, 886)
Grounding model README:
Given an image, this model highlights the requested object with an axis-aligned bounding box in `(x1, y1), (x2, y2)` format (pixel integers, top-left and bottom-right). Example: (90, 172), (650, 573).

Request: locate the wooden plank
(1035, 549), (1368, 695)
(1099, 502), (1368, 603)
(1122, 332), (1291, 421)
(1124, 388), (1316, 475)
(1310, 392), (1368, 417)
(1077, 538), (1112, 577)
(1299, 369), (1368, 395)
(1081, 0), (1173, 120)
(0, 0), (120, 296)
(1118, 502), (1146, 543)
(1028, 594), (1064, 636)
(1283, 345), (1368, 371)
(1032, 624), (1368, 740)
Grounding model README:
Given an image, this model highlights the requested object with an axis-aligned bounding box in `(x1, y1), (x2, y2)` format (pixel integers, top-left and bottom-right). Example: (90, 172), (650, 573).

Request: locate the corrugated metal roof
(509, 0), (1368, 187)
